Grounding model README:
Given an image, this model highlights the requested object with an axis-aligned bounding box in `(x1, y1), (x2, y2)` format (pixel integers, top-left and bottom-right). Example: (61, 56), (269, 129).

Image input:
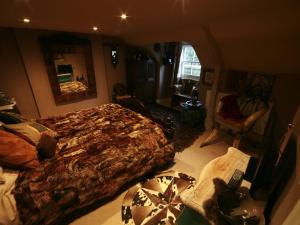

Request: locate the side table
(180, 100), (206, 127)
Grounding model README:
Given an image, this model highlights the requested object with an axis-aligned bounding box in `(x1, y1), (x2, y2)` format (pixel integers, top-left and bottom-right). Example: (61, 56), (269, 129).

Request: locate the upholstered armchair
(200, 93), (270, 148)
(171, 79), (199, 106)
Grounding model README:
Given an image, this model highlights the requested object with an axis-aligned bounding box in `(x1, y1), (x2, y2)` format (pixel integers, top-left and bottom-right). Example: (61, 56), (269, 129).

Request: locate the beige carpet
(70, 131), (229, 225)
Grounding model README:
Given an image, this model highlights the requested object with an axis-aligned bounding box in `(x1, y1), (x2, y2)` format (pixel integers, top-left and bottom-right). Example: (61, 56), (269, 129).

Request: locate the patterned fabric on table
(13, 104), (175, 225)
(122, 171), (195, 225)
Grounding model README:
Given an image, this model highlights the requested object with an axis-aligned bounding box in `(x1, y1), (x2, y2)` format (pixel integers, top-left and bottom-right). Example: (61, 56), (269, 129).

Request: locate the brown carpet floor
(146, 104), (205, 152)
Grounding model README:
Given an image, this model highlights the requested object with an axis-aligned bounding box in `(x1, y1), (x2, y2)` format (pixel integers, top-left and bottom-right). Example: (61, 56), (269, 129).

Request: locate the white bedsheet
(0, 167), (20, 225)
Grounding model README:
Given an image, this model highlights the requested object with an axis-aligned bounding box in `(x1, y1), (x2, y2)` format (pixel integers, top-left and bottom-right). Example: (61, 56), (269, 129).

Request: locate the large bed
(0, 103), (175, 225)
(59, 81), (88, 95)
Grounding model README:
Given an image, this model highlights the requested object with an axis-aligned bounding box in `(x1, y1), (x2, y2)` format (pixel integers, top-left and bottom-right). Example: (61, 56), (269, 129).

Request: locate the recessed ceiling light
(23, 18), (30, 23)
(120, 13), (127, 20)
(92, 26), (98, 31)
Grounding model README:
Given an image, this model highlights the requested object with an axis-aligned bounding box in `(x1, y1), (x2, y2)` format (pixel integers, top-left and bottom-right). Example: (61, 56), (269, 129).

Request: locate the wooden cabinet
(126, 58), (156, 102)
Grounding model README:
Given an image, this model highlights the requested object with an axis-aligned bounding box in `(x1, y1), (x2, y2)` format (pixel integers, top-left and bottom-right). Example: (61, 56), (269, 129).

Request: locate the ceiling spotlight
(92, 26), (98, 31)
(23, 18), (30, 23)
(120, 13), (127, 20)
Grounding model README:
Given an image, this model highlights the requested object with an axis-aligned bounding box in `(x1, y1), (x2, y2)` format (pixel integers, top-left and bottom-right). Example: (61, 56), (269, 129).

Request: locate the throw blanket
(13, 104), (175, 225)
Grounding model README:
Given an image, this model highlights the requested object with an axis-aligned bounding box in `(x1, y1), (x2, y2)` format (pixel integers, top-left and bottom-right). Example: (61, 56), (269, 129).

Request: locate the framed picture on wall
(202, 68), (214, 85)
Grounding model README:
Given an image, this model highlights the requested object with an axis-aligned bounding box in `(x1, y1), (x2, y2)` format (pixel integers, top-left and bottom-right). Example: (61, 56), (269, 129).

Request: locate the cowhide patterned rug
(121, 171), (195, 225)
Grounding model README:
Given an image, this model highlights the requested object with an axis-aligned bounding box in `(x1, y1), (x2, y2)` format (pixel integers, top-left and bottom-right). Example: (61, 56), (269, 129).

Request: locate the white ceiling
(0, 0), (299, 40)
(1, 0), (300, 72)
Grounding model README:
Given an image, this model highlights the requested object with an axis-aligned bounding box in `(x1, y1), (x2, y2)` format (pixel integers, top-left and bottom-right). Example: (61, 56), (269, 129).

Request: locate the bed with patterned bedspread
(59, 81), (88, 95)
(13, 104), (175, 225)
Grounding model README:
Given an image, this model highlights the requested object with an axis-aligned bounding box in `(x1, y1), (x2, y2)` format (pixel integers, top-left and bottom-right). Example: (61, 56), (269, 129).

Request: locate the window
(177, 45), (201, 79)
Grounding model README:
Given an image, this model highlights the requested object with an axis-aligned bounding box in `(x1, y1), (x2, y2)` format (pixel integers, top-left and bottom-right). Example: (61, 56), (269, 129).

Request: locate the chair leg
(200, 127), (219, 147)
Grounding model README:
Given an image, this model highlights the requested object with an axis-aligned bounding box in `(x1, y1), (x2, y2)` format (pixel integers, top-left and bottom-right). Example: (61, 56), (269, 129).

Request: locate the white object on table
(180, 147), (265, 225)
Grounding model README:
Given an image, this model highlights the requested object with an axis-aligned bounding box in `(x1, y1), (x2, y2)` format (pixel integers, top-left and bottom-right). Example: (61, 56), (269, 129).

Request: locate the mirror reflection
(54, 53), (88, 95)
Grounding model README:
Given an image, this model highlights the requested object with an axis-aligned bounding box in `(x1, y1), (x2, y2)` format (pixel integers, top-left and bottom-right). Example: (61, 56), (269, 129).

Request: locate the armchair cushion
(219, 95), (244, 120)
(216, 114), (245, 131)
(217, 94), (268, 132)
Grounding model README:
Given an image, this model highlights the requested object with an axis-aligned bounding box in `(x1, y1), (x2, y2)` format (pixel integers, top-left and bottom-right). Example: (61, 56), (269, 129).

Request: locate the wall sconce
(111, 46), (119, 68)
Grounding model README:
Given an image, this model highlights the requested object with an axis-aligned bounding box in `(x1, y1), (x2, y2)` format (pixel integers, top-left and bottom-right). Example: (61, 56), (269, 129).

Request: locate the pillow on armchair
(219, 94), (244, 120)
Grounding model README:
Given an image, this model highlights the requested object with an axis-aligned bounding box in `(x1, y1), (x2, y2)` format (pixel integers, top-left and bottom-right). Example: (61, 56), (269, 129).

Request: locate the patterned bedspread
(59, 81), (88, 95)
(13, 104), (175, 225)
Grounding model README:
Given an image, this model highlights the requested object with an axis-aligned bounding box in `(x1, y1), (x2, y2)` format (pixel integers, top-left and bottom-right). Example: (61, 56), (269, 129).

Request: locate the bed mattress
(12, 104), (175, 225)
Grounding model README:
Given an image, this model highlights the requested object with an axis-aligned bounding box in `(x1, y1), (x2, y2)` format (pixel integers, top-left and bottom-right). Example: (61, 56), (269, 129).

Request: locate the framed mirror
(40, 34), (97, 105)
